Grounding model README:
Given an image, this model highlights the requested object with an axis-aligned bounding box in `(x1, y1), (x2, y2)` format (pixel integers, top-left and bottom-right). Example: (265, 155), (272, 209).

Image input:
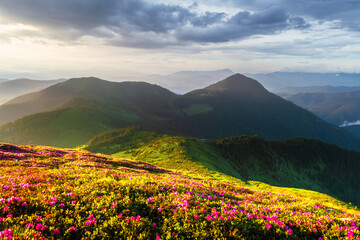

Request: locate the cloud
(286, 0), (360, 32)
(0, 0), (310, 48)
(177, 7), (308, 43)
(340, 120), (360, 127)
(208, 0), (360, 32)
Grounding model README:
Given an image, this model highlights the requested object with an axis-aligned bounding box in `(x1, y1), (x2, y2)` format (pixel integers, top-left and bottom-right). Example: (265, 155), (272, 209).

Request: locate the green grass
(0, 103), (143, 148)
(84, 127), (360, 209)
(48, 108), (114, 147)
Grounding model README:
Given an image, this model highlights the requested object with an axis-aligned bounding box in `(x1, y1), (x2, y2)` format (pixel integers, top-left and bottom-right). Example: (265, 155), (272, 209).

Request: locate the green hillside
(85, 127), (360, 206)
(1, 74), (360, 151)
(1, 142), (359, 239)
(0, 77), (176, 126)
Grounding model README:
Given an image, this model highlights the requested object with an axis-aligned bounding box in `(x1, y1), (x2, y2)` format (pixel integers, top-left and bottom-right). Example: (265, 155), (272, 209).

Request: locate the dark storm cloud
(191, 12), (227, 27)
(0, 0), (194, 35)
(177, 7), (308, 43)
(0, 0), (310, 47)
(216, 0), (360, 31)
(285, 0), (360, 31)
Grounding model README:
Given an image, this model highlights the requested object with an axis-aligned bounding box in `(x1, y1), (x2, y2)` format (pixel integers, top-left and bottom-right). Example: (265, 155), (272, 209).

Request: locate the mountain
(1, 74), (360, 151)
(275, 85), (360, 94)
(145, 69), (234, 94)
(281, 91), (360, 125)
(0, 77), (176, 147)
(246, 72), (360, 91)
(0, 78), (66, 105)
(165, 74), (360, 150)
(85, 127), (360, 206)
(0, 77), (175, 126)
(343, 125), (360, 139)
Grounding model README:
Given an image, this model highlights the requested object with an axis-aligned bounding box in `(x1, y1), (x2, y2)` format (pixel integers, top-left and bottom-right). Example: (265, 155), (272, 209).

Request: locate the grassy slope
(85, 127), (360, 207)
(1, 142), (360, 239)
(85, 128), (231, 181)
(0, 107), (116, 147)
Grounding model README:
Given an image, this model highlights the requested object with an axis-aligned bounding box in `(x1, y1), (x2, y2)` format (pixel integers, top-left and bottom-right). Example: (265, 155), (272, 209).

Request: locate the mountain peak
(207, 73), (267, 92)
(187, 73), (269, 96)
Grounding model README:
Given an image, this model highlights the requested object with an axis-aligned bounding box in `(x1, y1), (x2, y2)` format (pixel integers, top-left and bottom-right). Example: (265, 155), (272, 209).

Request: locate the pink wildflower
(35, 223), (48, 231)
(266, 222), (271, 229)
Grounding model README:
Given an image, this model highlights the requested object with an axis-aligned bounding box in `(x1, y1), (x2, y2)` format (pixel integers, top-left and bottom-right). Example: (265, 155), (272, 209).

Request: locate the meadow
(0, 143), (359, 239)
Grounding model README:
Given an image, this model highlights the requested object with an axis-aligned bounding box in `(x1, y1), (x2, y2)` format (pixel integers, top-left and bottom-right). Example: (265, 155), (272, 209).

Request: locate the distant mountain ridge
(281, 91), (360, 125)
(344, 125), (360, 139)
(145, 69), (234, 94)
(275, 85), (360, 94)
(0, 74), (359, 151)
(0, 78), (66, 105)
(246, 72), (360, 91)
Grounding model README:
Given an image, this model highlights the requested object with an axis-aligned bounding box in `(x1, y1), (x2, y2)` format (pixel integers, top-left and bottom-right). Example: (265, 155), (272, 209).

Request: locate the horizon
(2, 69), (360, 82)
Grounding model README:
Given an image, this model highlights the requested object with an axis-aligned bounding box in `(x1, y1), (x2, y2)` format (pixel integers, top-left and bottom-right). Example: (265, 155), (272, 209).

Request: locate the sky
(0, 0), (360, 80)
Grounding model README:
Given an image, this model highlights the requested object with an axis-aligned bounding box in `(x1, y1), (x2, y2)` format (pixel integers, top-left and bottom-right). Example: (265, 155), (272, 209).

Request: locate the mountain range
(0, 78), (66, 105)
(281, 91), (360, 126)
(247, 72), (360, 91)
(143, 69), (234, 94)
(275, 85), (360, 94)
(0, 74), (359, 151)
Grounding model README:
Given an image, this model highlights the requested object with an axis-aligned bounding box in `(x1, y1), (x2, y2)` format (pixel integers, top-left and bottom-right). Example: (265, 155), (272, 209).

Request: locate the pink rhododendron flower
(266, 222), (272, 229)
